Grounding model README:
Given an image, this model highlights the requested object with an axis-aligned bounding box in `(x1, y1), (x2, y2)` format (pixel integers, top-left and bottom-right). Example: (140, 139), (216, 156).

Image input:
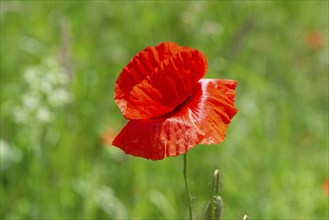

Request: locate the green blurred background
(1, 1), (328, 219)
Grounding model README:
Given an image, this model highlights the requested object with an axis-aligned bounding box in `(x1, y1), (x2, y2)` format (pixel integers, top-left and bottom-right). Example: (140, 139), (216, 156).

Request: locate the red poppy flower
(112, 42), (237, 160)
(101, 128), (117, 146)
(324, 179), (329, 196)
(307, 31), (324, 49)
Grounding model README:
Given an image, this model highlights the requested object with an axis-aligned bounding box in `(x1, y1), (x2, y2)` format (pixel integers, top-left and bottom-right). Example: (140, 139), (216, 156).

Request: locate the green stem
(183, 153), (193, 220)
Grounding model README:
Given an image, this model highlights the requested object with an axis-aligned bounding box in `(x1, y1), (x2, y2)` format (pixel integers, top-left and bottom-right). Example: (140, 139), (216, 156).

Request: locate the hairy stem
(183, 153), (193, 220)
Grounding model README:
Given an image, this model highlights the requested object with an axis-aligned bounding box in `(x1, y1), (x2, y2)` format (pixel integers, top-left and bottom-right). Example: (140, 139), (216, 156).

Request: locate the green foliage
(1, 1), (328, 219)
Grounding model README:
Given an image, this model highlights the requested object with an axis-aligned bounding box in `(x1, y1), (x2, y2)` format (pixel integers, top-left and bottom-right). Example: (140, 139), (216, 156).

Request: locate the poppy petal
(112, 79), (237, 160)
(111, 116), (203, 160)
(114, 42), (207, 119)
(189, 79), (238, 144)
(115, 42), (185, 115)
(125, 50), (207, 119)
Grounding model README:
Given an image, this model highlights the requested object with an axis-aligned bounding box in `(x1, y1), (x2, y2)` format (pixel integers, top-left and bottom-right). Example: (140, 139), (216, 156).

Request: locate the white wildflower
(15, 55), (72, 125)
(23, 67), (38, 84)
(48, 89), (71, 106)
(0, 139), (23, 171)
(36, 107), (53, 122)
(22, 93), (40, 111)
(39, 79), (53, 94)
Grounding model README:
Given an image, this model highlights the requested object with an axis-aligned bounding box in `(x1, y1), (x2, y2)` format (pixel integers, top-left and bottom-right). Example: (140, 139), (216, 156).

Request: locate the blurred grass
(1, 1), (328, 219)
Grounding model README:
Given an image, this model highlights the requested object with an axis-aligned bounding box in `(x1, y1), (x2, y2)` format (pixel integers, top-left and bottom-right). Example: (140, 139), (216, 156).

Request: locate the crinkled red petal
(125, 50), (207, 119)
(114, 42), (207, 119)
(190, 79), (238, 144)
(112, 79), (237, 160)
